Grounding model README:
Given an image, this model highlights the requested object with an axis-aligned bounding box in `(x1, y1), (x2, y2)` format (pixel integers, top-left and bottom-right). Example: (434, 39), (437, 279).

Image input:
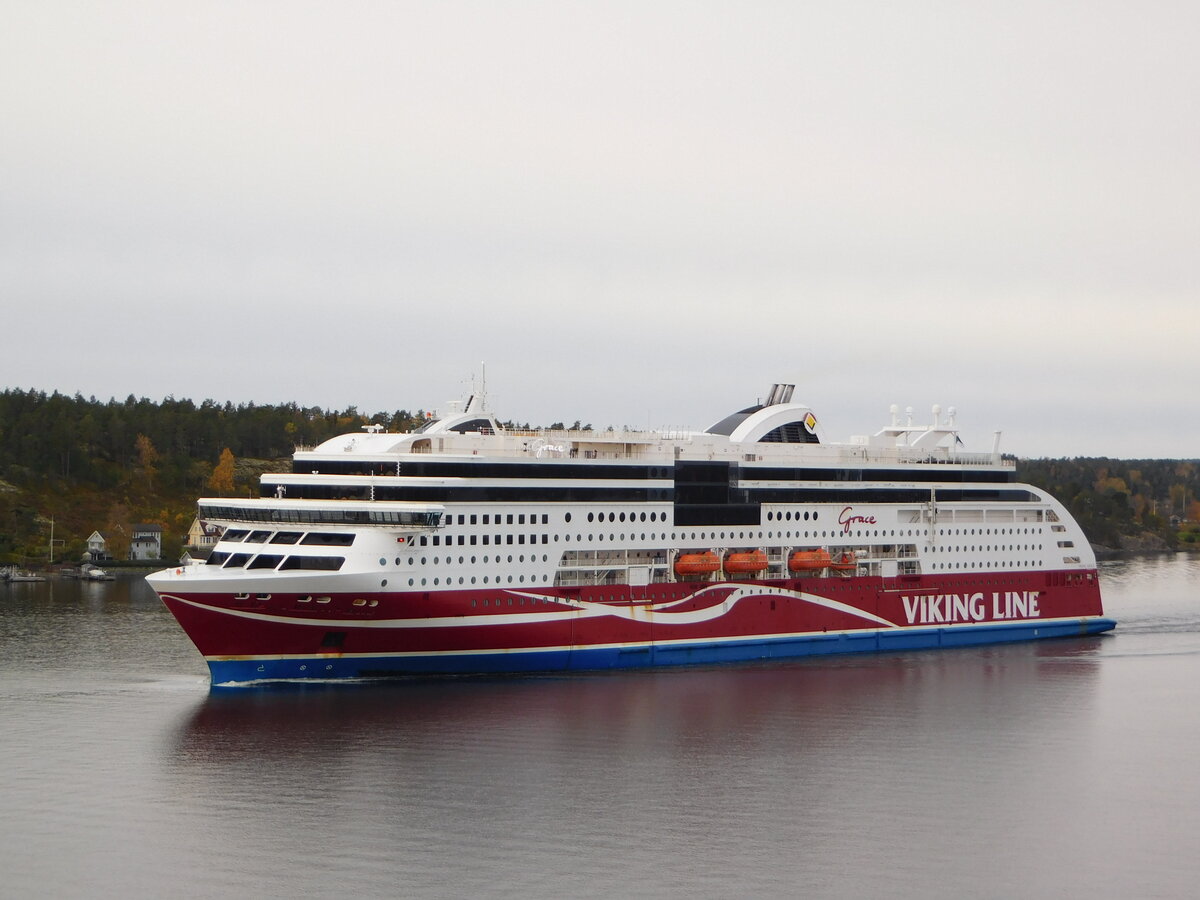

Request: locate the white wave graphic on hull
(161, 584), (900, 630)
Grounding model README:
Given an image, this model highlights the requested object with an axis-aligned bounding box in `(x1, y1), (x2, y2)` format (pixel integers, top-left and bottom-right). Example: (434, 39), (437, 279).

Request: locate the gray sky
(3, 1), (1198, 458)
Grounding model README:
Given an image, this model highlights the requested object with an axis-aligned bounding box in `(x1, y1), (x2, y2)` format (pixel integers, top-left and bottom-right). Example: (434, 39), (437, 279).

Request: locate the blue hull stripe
(207, 617), (1117, 685)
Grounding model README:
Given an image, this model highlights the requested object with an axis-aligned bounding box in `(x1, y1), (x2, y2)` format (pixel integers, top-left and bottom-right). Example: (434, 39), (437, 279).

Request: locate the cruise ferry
(146, 384), (1114, 683)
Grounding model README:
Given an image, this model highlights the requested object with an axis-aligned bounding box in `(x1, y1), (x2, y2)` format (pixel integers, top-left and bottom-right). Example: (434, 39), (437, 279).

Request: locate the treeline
(1, 389), (1198, 562)
(1020, 458), (1200, 548)
(0, 388), (430, 562)
(0, 388), (432, 493)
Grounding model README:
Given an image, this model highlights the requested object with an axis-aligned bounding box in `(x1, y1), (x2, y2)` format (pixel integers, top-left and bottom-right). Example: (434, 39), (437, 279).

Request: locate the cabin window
(279, 556), (345, 571)
(300, 533), (355, 547)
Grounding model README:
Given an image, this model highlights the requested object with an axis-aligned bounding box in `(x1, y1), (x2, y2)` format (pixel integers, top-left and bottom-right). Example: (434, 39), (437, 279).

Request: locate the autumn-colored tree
(103, 503), (131, 560)
(1187, 499), (1200, 523)
(134, 433), (160, 488)
(208, 448), (236, 495)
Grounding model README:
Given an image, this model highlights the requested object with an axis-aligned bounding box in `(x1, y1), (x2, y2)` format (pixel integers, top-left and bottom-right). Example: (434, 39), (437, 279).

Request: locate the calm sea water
(2, 555), (1199, 899)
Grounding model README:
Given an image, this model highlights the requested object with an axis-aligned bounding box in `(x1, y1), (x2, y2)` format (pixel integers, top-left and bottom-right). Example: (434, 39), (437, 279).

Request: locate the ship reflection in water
(163, 640), (1135, 898)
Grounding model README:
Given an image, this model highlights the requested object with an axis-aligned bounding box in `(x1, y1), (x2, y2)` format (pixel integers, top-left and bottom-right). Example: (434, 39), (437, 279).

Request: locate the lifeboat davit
(723, 550), (769, 574)
(789, 549), (831, 572)
(830, 552), (857, 573)
(674, 551), (721, 576)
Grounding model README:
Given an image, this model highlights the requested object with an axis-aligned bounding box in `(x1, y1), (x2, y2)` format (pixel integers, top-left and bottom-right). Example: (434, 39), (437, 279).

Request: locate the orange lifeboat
(829, 552), (857, 574)
(674, 551), (721, 577)
(723, 549), (769, 574)
(789, 549), (831, 572)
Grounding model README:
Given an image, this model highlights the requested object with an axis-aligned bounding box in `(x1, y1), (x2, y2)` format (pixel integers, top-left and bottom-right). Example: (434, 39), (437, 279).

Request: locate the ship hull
(153, 569), (1114, 684)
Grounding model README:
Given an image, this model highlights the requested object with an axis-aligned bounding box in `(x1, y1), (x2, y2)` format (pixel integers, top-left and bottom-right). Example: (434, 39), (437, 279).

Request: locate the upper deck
(293, 386), (1009, 474)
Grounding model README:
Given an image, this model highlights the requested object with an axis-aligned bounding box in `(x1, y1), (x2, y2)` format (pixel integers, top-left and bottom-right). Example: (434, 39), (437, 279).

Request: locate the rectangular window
(470, 514), (477, 525)
(279, 556), (345, 571)
(483, 514), (490, 525)
(519, 535), (525, 544)
(300, 533), (355, 546)
(507, 514), (513, 524)
(483, 535), (490, 545)
(519, 514), (526, 525)
(470, 535), (477, 545)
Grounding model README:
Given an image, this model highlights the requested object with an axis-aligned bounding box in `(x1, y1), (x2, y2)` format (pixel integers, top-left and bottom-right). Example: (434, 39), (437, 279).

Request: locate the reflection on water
(3, 557), (1200, 898)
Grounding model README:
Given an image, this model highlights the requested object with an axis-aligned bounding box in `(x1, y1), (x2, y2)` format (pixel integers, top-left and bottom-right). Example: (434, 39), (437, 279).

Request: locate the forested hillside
(0, 389), (425, 562)
(1, 388), (1196, 563)
(1020, 458), (1200, 551)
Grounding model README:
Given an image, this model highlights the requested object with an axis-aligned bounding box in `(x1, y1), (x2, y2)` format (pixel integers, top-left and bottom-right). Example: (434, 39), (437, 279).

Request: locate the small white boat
(80, 564), (115, 582)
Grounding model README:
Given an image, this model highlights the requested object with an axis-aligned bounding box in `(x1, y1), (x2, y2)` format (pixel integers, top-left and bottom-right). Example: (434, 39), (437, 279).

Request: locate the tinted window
(279, 556), (345, 571)
(248, 554), (284, 570)
(300, 533), (355, 546)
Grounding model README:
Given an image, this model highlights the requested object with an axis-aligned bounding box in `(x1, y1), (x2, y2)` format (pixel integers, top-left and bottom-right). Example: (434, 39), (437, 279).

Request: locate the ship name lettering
(838, 506), (877, 534)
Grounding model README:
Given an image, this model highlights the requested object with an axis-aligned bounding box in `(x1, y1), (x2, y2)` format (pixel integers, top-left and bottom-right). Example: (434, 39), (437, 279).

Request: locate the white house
(128, 524), (163, 561)
(84, 530), (110, 562)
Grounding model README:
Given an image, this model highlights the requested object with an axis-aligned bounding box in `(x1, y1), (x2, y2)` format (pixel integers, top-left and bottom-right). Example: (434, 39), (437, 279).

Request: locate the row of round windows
(384, 554), (552, 567)
(408, 573), (553, 587)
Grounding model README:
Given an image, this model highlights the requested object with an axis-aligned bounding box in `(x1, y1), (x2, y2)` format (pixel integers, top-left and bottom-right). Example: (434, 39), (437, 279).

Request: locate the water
(2, 556), (1198, 899)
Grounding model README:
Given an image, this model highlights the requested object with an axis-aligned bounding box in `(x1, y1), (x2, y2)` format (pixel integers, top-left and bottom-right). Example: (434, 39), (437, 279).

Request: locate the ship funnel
(765, 383), (795, 406)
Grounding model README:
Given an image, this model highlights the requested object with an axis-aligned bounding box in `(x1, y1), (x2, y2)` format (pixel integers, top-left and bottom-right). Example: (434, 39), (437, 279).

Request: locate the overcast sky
(3, 1), (1197, 458)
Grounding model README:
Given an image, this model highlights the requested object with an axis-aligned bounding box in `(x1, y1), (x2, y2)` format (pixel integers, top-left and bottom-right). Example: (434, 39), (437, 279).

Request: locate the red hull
(158, 569), (1106, 663)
